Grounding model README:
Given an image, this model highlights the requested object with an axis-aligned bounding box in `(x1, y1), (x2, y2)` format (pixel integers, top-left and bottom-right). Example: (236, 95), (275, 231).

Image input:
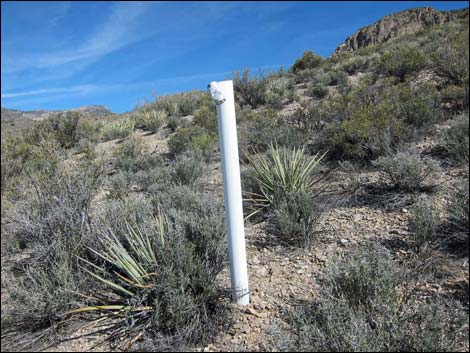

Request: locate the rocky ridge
(333, 7), (465, 56)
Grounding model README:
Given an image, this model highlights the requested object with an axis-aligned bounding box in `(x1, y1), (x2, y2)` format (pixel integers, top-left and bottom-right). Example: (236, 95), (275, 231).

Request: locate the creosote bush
(376, 44), (427, 81)
(373, 151), (441, 192)
(233, 68), (268, 108)
(291, 50), (324, 73)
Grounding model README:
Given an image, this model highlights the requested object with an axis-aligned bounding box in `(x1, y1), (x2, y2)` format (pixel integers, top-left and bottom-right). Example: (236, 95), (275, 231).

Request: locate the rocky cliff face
(333, 7), (461, 56)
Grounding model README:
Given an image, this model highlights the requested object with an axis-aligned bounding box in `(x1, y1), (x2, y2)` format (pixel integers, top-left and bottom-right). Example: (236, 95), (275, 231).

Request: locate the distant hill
(333, 6), (469, 56)
(0, 105), (112, 122)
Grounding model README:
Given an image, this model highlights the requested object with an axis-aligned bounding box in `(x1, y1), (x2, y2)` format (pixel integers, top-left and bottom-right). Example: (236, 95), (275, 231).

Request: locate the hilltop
(333, 6), (468, 55)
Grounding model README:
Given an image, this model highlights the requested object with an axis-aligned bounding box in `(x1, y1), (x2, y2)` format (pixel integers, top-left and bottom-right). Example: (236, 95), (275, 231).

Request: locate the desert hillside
(1, 6), (469, 352)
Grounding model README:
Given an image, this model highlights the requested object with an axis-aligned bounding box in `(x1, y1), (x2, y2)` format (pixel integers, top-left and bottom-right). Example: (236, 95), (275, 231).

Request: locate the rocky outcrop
(333, 7), (460, 56)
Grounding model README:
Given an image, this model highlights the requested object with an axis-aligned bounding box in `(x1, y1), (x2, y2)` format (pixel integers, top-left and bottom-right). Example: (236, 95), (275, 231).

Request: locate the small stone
(401, 208), (408, 214)
(353, 214), (363, 222)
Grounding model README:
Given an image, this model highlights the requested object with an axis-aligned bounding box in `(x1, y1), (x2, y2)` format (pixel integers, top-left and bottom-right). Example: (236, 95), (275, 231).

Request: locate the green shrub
(268, 190), (322, 246)
(431, 30), (469, 85)
(373, 151), (441, 192)
(137, 110), (168, 132)
(331, 102), (407, 161)
(113, 135), (161, 172)
(272, 244), (468, 352)
(376, 44), (427, 81)
(442, 113), (469, 165)
(265, 77), (294, 109)
(194, 105), (217, 132)
(340, 55), (369, 74)
(233, 68), (268, 108)
(447, 180), (469, 240)
(239, 109), (310, 153)
(396, 84), (443, 128)
(190, 132), (218, 160)
(409, 196), (440, 252)
(150, 90), (210, 117)
(168, 127), (200, 157)
(308, 83), (329, 98)
(171, 151), (204, 185)
(100, 117), (135, 141)
(168, 127), (217, 159)
(291, 50), (324, 73)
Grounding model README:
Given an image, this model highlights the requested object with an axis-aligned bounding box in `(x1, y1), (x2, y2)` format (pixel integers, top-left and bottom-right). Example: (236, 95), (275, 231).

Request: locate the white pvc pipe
(208, 80), (250, 305)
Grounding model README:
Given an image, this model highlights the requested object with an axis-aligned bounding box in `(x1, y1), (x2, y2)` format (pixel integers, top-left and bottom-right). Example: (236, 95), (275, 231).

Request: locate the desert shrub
(168, 127), (198, 157)
(4, 160), (102, 329)
(1, 137), (35, 194)
(190, 132), (218, 161)
(194, 105), (217, 132)
(171, 151), (204, 186)
(440, 84), (468, 112)
(308, 83), (329, 98)
(373, 151), (441, 192)
(150, 90), (210, 117)
(239, 110), (309, 153)
(431, 29), (469, 85)
(265, 77), (294, 109)
(137, 109), (168, 132)
(395, 84), (443, 128)
(442, 113), (469, 165)
(291, 50), (324, 74)
(46, 111), (83, 148)
(376, 44), (427, 81)
(100, 117), (135, 141)
(75, 115), (102, 144)
(113, 135), (161, 172)
(268, 190), (323, 246)
(245, 144), (326, 217)
(330, 102), (408, 161)
(409, 196), (440, 252)
(233, 68), (268, 108)
(446, 180), (469, 243)
(79, 187), (228, 348)
(107, 170), (132, 200)
(168, 126), (217, 159)
(27, 111), (87, 148)
(273, 244), (468, 352)
(339, 55), (369, 74)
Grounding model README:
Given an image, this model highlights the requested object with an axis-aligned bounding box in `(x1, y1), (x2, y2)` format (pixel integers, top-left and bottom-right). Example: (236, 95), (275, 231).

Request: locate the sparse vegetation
(373, 151), (442, 192)
(272, 244), (468, 352)
(2, 5), (469, 352)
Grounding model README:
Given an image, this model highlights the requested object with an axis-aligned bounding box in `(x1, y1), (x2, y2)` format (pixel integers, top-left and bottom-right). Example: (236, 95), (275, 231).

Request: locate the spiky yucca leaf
(78, 212), (168, 297)
(245, 143), (327, 217)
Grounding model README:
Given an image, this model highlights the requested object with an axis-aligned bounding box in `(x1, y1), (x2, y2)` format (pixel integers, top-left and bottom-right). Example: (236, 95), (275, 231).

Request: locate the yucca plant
(73, 212), (167, 312)
(244, 143), (327, 218)
(100, 117), (135, 141)
(138, 109), (168, 133)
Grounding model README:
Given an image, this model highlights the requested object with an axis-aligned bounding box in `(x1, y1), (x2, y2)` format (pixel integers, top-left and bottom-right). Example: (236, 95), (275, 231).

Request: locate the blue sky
(1, 1), (467, 113)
